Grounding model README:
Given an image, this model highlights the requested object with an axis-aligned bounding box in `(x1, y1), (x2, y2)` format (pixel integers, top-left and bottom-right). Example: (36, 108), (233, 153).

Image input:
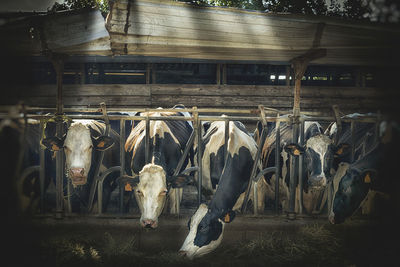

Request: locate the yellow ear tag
(125, 183), (133, 191)
(293, 149), (301, 156)
(224, 213), (230, 223)
(98, 141), (105, 148)
(51, 144), (59, 151)
(364, 173), (371, 183)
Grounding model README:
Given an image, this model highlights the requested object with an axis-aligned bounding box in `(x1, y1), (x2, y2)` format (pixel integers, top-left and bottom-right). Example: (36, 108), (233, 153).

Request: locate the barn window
(226, 64), (287, 85)
(152, 63), (216, 84)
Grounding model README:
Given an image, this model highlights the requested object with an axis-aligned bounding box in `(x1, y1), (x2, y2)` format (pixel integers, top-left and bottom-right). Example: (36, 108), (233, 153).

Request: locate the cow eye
(136, 190), (143, 196)
(159, 189), (168, 196)
(64, 146), (70, 152)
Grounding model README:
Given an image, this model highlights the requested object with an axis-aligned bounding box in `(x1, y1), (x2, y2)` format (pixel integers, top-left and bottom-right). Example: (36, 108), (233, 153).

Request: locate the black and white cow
(325, 114), (378, 169)
(124, 106), (194, 228)
(329, 120), (399, 224)
(255, 119), (340, 214)
(179, 120), (260, 259)
(42, 119), (118, 212)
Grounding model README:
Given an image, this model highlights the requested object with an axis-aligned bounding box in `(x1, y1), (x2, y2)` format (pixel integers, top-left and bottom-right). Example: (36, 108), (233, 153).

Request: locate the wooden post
(50, 53), (66, 219)
(288, 48), (326, 220)
(146, 63), (151, 84)
(222, 64), (227, 85)
(216, 63), (221, 85)
(286, 65), (291, 86)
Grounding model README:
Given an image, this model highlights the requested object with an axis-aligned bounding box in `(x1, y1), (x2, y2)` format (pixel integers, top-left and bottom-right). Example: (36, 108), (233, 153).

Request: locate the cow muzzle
(69, 168), (87, 185)
(140, 219), (158, 229)
(308, 175), (327, 188)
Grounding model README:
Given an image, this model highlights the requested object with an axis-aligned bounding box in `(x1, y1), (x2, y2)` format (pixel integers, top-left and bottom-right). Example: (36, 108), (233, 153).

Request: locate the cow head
(285, 135), (350, 189)
(179, 204), (235, 259)
(133, 163), (192, 229)
(329, 165), (377, 224)
(42, 122), (114, 186)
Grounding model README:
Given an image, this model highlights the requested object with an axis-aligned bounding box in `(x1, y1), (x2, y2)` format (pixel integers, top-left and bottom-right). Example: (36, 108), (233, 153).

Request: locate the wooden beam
(290, 48), (327, 115)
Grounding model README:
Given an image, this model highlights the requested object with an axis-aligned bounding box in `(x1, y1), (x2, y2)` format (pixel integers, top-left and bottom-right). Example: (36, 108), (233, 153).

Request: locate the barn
(1, 0), (399, 266)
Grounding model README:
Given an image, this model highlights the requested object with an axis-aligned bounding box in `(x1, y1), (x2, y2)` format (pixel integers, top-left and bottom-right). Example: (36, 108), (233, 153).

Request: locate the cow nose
(70, 168), (84, 177)
(328, 213), (335, 224)
(141, 219), (157, 228)
(178, 250), (187, 257)
(308, 175), (326, 187)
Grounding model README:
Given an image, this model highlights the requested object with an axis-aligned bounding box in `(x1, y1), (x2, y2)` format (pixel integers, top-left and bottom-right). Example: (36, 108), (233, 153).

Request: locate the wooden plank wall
(2, 84), (398, 116)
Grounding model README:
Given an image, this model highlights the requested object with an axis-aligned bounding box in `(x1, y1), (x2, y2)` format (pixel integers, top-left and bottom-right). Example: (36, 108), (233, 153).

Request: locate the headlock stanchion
(5, 105), (385, 219)
(88, 102), (110, 213)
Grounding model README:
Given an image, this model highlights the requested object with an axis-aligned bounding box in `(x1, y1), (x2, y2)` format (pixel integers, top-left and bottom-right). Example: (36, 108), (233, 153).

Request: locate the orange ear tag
(125, 183), (133, 191)
(51, 144), (59, 151)
(224, 213), (230, 223)
(336, 148), (343, 155)
(98, 141), (105, 148)
(364, 173), (371, 183)
(293, 149), (301, 156)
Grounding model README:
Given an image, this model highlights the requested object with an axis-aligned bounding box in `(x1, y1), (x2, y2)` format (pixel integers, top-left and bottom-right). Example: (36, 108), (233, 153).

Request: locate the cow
(325, 114), (378, 169)
(42, 119), (118, 213)
(329, 120), (399, 224)
(179, 119), (261, 259)
(255, 118), (342, 214)
(124, 105), (194, 229)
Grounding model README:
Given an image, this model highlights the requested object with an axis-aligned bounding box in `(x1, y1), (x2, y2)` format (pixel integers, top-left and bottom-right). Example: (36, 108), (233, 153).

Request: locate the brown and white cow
(124, 106), (194, 228)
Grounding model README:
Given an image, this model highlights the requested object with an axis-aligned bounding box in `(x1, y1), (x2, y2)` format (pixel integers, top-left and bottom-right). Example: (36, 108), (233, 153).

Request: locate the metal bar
(194, 108), (202, 206)
(88, 103), (110, 213)
(224, 118), (229, 164)
(173, 131), (195, 177)
(253, 181), (258, 215)
(19, 166), (40, 183)
(96, 166), (121, 215)
(241, 123), (268, 214)
(288, 119), (299, 220)
(145, 113), (150, 164)
(39, 121), (45, 213)
(298, 120), (305, 215)
(350, 121), (355, 162)
(253, 167), (277, 182)
(275, 122), (281, 214)
(119, 119), (126, 214)
(55, 118), (64, 219)
(8, 113), (381, 124)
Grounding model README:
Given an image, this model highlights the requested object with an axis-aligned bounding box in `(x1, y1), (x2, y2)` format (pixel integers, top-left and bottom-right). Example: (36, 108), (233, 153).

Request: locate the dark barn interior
(1, 0), (400, 266)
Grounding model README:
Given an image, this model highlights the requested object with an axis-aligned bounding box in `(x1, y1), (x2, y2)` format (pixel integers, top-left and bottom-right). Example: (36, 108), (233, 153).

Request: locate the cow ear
(202, 121), (211, 134)
(334, 143), (351, 156)
(41, 136), (65, 151)
(169, 174), (193, 188)
(361, 170), (378, 184)
(119, 175), (139, 191)
(284, 143), (305, 156)
(220, 210), (236, 223)
(92, 136), (114, 151)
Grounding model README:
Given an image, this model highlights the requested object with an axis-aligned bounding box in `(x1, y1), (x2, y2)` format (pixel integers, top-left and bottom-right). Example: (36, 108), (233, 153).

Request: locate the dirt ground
(2, 212), (398, 267)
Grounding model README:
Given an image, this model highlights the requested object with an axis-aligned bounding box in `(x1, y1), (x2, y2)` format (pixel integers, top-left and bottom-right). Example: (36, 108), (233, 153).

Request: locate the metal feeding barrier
(1, 104), (383, 219)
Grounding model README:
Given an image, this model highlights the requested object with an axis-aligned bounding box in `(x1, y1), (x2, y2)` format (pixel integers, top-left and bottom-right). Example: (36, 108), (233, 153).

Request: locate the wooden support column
(50, 53), (66, 219)
(288, 48), (327, 220)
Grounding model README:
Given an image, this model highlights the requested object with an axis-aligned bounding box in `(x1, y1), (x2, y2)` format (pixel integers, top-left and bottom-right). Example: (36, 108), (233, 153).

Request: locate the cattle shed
(1, 1), (400, 266)
(1, 0), (400, 116)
